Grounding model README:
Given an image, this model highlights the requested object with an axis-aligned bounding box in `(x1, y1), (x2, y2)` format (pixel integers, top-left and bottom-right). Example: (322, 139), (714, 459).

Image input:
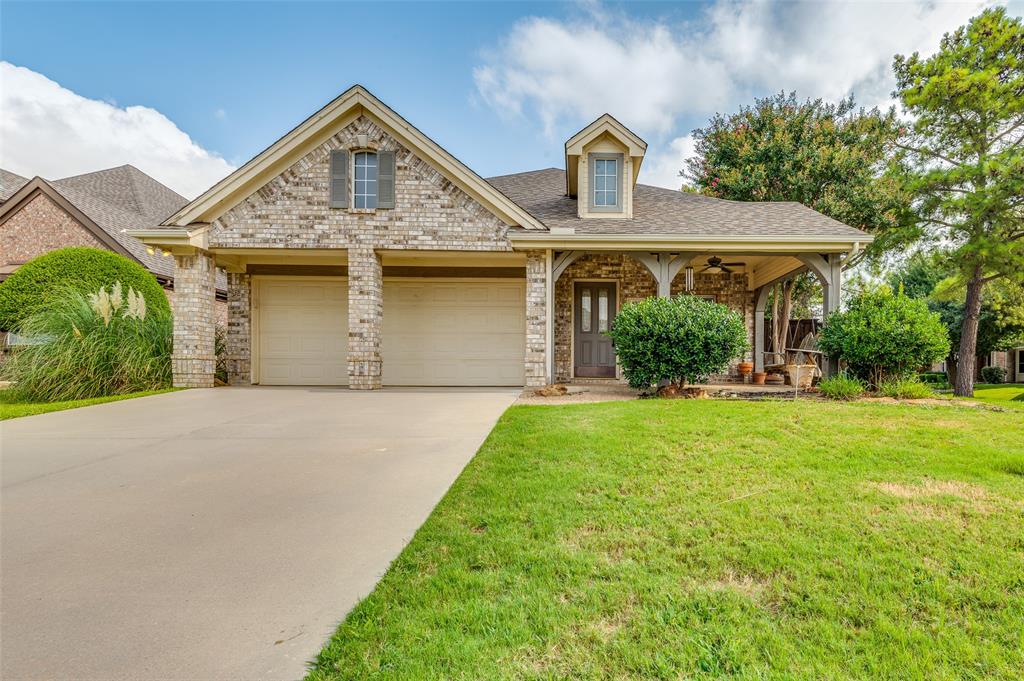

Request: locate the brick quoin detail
(172, 252), (217, 388)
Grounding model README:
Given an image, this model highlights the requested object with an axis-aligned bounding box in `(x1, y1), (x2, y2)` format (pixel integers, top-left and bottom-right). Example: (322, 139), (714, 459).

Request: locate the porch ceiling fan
(700, 256), (744, 274)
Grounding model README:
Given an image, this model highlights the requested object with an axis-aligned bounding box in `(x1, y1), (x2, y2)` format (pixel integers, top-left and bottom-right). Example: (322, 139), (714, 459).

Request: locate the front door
(574, 282), (617, 378)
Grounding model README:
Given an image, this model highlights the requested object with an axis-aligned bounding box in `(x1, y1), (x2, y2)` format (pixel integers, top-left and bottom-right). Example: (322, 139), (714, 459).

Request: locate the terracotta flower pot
(752, 371), (767, 385)
(737, 361), (754, 376)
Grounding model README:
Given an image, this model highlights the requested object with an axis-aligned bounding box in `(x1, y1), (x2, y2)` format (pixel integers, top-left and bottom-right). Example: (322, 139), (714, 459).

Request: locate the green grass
(309, 399), (1024, 680)
(0, 388), (178, 420)
(969, 383), (1024, 409)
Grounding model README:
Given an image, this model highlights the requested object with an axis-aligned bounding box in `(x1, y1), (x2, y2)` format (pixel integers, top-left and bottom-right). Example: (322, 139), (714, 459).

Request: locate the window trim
(588, 152), (624, 213)
(352, 150), (378, 209)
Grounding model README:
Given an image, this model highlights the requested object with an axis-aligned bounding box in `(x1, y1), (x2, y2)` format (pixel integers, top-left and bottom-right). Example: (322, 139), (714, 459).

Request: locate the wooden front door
(574, 282), (617, 378)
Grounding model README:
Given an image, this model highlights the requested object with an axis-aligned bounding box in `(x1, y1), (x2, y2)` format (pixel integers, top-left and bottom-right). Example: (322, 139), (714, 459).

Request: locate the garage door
(383, 279), (525, 386)
(257, 278), (348, 385)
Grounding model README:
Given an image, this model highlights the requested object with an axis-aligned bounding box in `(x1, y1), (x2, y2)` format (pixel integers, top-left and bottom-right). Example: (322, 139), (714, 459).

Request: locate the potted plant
(752, 371), (767, 385)
(737, 360), (754, 382)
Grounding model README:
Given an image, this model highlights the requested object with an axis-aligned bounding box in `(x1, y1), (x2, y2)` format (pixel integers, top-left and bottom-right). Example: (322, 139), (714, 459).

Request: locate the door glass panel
(598, 289), (609, 332)
(581, 288), (591, 332)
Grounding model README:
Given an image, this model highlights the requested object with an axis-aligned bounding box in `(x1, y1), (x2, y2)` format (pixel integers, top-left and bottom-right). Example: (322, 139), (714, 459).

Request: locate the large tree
(685, 92), (907, 355)
(892, 7), (1024, 396)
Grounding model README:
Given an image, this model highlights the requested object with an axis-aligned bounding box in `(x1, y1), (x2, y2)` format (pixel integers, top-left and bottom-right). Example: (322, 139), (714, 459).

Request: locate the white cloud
(475, 0), (992, 188)
(0, 62), (234, 198)
(641, 134), (697, 190)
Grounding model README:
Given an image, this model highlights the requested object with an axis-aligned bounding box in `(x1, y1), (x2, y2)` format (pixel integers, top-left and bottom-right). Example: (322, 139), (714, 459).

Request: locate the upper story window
(353, 151), (378, 209)
(589, 153), (623, 212)
(594, 158), (617, 207)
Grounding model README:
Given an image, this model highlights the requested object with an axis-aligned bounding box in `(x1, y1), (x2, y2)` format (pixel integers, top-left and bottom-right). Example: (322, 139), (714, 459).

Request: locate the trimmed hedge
(980, 366), (1007, 384)
(0, 247), (170, 331)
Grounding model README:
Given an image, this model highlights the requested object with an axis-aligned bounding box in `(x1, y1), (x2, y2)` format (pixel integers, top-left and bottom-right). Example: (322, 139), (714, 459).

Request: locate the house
(129, 85), (870, 390)
(0, 164), (227, 316)
(989, 348), (1024, 383)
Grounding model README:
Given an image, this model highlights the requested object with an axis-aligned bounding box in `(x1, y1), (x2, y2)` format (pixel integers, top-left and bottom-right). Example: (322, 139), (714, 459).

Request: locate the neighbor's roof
(487, 168), (871, 239)
(0, 169), (29, 202)
(48, 165), (189, 280)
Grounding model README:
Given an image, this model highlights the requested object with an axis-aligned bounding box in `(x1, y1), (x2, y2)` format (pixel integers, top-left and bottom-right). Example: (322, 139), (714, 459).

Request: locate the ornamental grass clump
(818, 372), (867, 401)
(1, 283), (172, 402)
(877, 376), (936, 400)
(608, 295), (748, 390)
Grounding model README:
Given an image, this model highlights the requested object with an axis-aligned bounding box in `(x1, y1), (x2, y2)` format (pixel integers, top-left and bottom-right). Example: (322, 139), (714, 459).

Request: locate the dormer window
(353, 151), (378, 209)
(589, 153), (623, 212)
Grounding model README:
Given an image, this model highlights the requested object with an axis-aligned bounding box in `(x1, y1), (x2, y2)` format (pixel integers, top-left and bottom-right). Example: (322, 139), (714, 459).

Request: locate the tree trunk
(770, 283), (780, 356)
(774, 281), (793, 359)
(954, 269), (986, 397)
(946, 355), (958, 388)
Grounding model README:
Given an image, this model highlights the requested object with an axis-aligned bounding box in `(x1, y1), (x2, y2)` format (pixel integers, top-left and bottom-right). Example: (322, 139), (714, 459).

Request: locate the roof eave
(506, 232), (873, 253)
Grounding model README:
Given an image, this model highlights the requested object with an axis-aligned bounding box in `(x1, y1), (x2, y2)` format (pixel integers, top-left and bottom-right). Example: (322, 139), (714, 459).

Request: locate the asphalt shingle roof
(0, 169), (29, 202)
(487, 168), (870, 239)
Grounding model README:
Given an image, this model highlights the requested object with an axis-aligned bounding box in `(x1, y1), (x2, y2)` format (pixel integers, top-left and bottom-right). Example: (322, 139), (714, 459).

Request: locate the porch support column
(225, 272), (252, 385)
(525, 250), (549, 387)
(348, 246), (383, 390)
(634, 252), (693, 297)
(171, 250), (217, 388)
(797, 253), (843, 376)
(754, 285), (771, 374)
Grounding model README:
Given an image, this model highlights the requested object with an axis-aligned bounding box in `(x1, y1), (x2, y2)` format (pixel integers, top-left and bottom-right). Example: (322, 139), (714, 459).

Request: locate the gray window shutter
(329, 150), (349, 208)
(377, 150), (395, 209)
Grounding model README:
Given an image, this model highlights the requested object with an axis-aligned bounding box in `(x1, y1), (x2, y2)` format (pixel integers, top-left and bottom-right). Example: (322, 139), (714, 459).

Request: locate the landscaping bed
(309, 399), (1024, 680)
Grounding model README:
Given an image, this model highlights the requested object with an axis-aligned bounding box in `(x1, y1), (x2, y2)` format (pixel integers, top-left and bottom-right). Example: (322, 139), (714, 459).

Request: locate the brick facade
(347, 247), (383, 389)
(553, 253), (754, 383)
(224, 273), (251, 385)
(172, 252), (217, 388)
(524, 250), (548, 386)
(1, 192), (106, 266)
(209, 115), (511, 253)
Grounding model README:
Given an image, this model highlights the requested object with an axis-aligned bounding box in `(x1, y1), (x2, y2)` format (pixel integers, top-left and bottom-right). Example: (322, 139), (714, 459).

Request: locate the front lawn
(0, 388), (178, 420)
(310, 400), (1024, 680)
(969, 383), (1024, 409)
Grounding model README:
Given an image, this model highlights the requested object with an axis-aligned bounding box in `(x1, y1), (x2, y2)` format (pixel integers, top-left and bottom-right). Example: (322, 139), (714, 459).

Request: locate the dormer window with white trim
(590, 154), (622, 212)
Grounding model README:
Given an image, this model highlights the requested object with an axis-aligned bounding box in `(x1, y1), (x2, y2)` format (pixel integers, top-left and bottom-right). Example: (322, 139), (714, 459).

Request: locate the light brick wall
(172, 252), (217, 387)
(524, 250), (548, 386)
(347, 247), (383, 389)
(1, 192), (106, 266)
(225, 273), (251, 385)
(209, 115), (512, 253)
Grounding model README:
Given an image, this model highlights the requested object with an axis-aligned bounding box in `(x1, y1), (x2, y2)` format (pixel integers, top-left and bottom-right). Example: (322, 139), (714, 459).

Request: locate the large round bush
(0, 247), (169, 331)
(608, 295), (749, 389)
(817, 286), (950, 386)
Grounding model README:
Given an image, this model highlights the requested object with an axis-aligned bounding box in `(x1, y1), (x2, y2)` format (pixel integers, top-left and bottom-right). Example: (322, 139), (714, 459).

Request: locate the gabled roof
(0, 165), (225, 290)
(0, 168), (29, 202)
(163, 85), (546, 230)
(488, 168), (872, 241)
(564, 113), (647, 157)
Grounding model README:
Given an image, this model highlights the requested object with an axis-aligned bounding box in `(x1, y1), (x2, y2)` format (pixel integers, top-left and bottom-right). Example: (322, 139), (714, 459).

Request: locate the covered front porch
(521, 238), (856, 387)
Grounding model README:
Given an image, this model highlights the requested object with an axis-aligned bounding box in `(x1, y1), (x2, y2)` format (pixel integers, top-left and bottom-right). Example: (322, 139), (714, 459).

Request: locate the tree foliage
(892, 7), (1024, 395)
(818, 286), (950, 386)
(0, 247), (170, 332)
(608, 295), (748, 390)
(685, 92), (908, 259)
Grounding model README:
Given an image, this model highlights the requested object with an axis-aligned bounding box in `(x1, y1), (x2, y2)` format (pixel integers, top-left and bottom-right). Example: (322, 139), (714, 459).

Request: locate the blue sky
(2, 1), (1020, 197)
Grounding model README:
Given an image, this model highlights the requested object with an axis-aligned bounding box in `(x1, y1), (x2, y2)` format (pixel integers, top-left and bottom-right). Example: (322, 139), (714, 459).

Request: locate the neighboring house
(130, 85), (870, 390)
(0, 165), (226, 317)
(989, 348), (1024, 383)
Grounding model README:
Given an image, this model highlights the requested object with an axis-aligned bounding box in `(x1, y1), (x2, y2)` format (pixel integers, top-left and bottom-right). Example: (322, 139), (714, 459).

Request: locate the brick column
(525, 250), (548, 387)
(225, 272), (251, 385)
(348, 247), (383, 389)
(172, 251), (217, 388)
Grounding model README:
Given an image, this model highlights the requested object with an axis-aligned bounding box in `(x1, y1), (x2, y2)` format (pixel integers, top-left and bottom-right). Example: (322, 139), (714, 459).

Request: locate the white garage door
(257, 278), (348, 386)
(383, 279), (525, 386)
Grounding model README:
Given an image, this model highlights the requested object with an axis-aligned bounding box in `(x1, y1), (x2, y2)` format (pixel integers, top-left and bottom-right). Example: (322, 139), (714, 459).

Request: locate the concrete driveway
(1, 387), (518, 681)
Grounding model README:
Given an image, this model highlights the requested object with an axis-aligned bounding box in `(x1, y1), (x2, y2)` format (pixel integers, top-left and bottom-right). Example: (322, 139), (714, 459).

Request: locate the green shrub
(1, 282), (172, 401)
(980, 366), (1007, 384)
(0, 247), (169, 331)
(919, 371), (948, 384)
(608, 295), (748, 390)
(818, 372), (866, 400)
(818, 286), (950, 387)
(877, 376), (935, 399)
